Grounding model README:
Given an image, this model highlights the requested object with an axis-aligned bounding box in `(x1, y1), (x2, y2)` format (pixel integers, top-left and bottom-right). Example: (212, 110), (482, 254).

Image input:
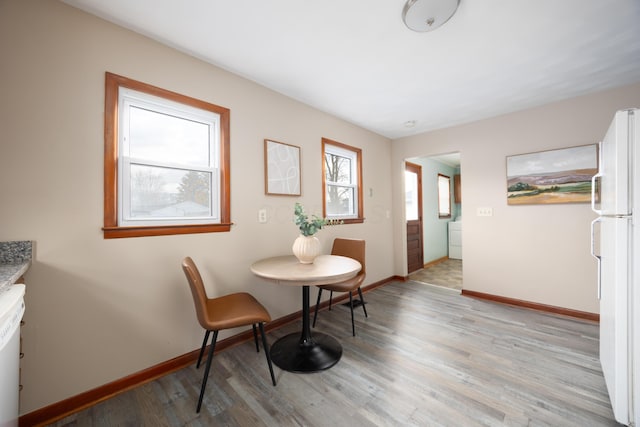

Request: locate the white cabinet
(0, 284), (25, 427)
(448, 221), (462, 259)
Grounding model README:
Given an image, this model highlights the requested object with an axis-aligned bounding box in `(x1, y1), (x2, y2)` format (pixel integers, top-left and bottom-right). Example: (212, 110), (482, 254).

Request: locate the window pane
(321, 138), (362, 222)
(438, 174), (451, 217)
(129, 106), (211, 167)
(326, 185), (354, 216)
(129, 164), (211, 219)
(405, 170), (418, 221)
(325, 153), (352, 184)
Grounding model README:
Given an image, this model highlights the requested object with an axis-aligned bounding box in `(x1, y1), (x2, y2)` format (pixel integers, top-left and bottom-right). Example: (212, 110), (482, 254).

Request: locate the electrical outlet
(258, 209), (267, 223)
(477, 207), (493, 217)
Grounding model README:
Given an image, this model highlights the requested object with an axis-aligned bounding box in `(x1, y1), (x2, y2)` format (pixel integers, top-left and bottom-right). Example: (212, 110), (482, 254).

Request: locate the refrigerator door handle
(590, 217), (602, 300)
(591, 172), (603, 215)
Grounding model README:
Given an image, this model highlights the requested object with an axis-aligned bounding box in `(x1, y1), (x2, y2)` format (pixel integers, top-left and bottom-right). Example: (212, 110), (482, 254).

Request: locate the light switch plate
(477, 207), (493, 217)
(258, 209), (267, 223)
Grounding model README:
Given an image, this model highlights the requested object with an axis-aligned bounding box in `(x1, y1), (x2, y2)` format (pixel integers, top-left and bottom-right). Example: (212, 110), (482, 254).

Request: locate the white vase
(292, 234), (321, 264)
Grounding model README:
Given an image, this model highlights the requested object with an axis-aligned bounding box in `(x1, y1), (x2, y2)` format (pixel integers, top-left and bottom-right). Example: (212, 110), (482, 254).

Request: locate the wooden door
(405, 162), (424, 273)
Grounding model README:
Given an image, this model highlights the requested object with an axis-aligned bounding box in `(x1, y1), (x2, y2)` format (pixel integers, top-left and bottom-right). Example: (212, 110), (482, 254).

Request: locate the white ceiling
(62, 0), (640, 139)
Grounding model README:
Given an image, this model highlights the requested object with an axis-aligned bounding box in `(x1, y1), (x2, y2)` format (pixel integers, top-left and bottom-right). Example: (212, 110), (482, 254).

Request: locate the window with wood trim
(437, 173), (451, 219)
(103, 72), (231, 238)
(322, 138), (364, 223)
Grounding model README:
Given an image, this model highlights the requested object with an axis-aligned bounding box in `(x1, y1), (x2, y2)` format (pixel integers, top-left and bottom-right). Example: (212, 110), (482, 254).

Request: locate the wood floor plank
(48, 281), (619, 426)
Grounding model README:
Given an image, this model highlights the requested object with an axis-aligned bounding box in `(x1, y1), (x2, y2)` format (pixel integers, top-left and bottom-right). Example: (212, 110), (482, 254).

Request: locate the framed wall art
(506, 144), (598, 205)
(264, 139), (301, 196)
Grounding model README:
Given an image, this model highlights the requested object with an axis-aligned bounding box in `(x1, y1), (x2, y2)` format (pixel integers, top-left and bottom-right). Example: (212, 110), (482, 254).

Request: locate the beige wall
(3, 0), (639, 416)
(392, 83), (640, 314)
(0, 1), (394, 413)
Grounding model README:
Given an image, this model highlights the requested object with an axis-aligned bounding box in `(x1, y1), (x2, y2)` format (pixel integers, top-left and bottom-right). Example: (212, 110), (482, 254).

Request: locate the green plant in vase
(292, 203), (341, 263)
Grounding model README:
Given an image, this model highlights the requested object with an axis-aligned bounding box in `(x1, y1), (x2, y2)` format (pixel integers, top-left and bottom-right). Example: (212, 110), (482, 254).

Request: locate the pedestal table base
(270, 332), (342, 372)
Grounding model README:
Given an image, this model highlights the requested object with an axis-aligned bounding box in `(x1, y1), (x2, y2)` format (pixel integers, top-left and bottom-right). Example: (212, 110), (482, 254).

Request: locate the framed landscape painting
(506, 144), (598, 205)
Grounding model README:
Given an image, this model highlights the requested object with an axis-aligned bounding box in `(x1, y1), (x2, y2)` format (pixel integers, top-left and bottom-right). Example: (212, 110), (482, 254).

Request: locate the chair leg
(357, 287), (368, 318)
(259, 322), (277, 386)
(196, 330), (218, 413)
(252, 324), (260, 352)
(313, 288), (323, 327)
(349, 292), (356, 337)
(196, 330), (210, 369)
(329, 291), (334, 310)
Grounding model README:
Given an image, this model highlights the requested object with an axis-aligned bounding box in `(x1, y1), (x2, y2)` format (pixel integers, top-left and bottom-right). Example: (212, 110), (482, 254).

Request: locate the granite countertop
(0, 241), (32, 289)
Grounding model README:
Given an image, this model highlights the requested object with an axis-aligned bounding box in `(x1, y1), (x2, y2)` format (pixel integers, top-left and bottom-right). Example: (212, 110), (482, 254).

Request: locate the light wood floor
(50, 281), (618, 426)
(409, 259), (463, 291)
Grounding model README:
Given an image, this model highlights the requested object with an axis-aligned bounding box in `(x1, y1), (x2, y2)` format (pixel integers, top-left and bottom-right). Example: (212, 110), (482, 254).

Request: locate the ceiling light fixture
(402, 0), (460, 32)
(404, 120), (416, 128)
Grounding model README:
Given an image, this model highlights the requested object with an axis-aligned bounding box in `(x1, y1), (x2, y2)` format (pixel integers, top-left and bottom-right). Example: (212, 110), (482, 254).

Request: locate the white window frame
(118, 88), (221, 227)
(322, 139), (363, 222)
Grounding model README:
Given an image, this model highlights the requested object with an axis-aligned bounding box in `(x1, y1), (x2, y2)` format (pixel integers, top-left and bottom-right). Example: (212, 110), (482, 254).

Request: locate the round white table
(250, 254), (361, 372)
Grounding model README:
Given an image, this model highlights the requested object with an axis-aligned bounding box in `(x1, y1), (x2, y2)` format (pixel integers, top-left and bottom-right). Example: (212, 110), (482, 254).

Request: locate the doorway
(405, 153), (463, 291)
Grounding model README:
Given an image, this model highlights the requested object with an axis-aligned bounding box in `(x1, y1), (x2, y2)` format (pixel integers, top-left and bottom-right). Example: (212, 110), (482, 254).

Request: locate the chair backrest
(331, 238), (366, 275)
(182, 257), (210, 329)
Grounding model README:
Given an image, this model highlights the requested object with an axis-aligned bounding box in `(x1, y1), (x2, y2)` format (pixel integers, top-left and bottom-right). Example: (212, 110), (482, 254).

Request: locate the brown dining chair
(181, 257), (276, 413)
(312, 238), (367, 336)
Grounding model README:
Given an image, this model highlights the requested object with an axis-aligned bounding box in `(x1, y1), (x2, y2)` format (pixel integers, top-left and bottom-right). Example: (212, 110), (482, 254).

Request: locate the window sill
(103, 223), (232, 239)
(336, 217), (365, 225)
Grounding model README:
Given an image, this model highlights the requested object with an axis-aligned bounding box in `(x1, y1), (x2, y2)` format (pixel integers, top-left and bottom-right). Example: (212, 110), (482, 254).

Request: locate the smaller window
(322, 138), (364, 223)
(438, 174), (451, 218)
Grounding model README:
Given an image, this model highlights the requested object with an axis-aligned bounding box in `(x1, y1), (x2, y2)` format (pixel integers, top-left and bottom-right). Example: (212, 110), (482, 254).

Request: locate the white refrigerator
(591, 108), (639, 426)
